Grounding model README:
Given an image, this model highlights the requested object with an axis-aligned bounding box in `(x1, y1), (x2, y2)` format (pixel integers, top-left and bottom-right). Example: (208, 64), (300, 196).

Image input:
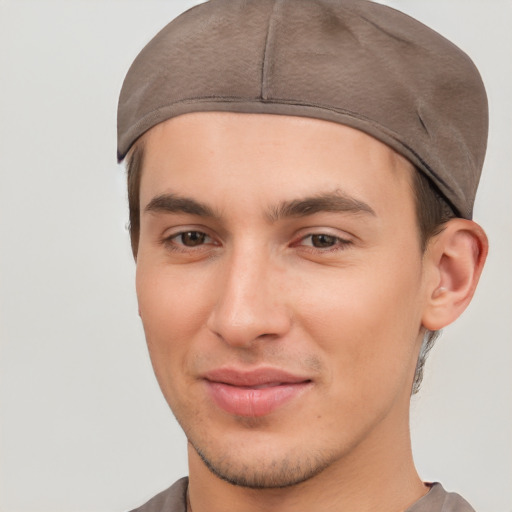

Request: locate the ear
(422, 219), (488, 331)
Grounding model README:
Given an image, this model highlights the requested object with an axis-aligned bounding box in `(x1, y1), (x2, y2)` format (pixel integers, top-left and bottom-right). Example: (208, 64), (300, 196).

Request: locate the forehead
(138, 112), (416, 216)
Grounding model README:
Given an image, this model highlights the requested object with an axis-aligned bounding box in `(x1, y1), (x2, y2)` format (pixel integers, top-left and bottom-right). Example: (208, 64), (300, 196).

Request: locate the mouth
(202, 367), (313, 417)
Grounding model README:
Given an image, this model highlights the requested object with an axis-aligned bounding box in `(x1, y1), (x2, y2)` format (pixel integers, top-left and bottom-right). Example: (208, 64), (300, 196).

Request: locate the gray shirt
(129, 478), (475, 512)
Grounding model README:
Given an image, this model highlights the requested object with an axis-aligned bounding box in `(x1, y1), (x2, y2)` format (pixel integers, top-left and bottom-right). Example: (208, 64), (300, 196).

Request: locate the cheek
(294, 255), (424, 393)
(135, 263), (214, 378)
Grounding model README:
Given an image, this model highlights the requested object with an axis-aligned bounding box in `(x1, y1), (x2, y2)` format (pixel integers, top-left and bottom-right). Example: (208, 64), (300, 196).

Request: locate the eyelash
(162, 230), (217, 252)
(162, 230), (352, 254)
(296, 233), (352, 252)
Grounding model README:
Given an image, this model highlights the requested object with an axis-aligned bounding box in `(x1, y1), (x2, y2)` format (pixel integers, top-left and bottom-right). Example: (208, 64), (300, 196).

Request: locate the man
(117, 1), (488, 511)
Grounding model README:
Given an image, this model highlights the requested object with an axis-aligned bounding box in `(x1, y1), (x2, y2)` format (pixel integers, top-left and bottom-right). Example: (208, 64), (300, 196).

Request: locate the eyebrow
(266, 191), (376, 222)
(144, 193), (219, 218)
(143, 190), (375, 222)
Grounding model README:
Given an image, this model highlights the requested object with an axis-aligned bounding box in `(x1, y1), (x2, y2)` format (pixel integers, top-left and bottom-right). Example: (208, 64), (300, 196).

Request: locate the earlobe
(422, 219), (488, 331)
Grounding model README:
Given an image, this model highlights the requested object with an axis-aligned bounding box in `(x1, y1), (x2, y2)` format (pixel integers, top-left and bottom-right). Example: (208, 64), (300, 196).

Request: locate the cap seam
(260, 0), (282, 100)
(121, 95), (410, 152)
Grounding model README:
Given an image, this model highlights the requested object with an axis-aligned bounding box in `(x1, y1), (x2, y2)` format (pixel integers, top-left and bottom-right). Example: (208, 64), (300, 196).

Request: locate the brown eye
(180, 231), (207, 246)
(310, 234), (337, 248)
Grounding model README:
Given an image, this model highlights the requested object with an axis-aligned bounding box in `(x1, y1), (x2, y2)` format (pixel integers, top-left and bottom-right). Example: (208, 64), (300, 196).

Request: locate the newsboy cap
(117, 0), (488, 219)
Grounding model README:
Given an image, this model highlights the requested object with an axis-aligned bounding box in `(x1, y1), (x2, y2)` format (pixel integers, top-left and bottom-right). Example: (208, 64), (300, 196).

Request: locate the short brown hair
(126, 143), (144, 257)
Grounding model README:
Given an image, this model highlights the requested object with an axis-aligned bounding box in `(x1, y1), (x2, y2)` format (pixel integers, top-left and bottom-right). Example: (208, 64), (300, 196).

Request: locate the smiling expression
(135, 112), (429, 488)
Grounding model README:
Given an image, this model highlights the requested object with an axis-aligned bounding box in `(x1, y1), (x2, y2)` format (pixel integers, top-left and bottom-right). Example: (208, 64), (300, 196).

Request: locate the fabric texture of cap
(117, 0), (488, 218)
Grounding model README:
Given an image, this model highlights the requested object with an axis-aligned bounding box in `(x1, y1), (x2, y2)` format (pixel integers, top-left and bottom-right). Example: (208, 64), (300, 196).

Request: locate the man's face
(136, 112), (429, 488)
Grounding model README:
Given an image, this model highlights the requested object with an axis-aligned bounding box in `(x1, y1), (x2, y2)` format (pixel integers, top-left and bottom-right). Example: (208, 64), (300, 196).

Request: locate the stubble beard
(172, 354), (335, 488)
(189, 436), (335, 489)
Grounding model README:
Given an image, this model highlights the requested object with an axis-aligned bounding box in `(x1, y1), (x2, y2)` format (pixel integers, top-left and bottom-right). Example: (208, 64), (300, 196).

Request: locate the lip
(203, 367), (312, 417)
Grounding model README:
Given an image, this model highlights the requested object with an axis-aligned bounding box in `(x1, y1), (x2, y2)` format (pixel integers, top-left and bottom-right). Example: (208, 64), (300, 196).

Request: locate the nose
(206, 245), (292, 348)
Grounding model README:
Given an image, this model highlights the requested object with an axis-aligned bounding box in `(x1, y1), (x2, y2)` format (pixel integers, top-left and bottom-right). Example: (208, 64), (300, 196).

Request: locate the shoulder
(128, 477), (189, 512)
(406, 483), (476, 512)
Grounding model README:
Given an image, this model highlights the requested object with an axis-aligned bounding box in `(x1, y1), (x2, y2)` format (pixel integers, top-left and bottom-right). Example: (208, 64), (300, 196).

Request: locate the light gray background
(0, 1), (510, 511)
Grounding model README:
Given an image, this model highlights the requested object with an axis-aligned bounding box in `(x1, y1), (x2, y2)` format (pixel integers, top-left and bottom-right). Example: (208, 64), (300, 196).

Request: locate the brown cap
(117, 0), (488, 218)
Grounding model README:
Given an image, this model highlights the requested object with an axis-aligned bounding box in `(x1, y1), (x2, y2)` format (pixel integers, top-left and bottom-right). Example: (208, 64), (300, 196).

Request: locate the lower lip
(205, 381), (311, 417)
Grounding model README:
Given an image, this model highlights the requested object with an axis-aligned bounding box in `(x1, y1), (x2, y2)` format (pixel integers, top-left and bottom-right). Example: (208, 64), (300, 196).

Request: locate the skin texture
(135, 112), (487, 512)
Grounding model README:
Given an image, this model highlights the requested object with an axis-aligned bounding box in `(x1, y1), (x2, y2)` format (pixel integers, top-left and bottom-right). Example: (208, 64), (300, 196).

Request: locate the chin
(190, 437), (337, 489)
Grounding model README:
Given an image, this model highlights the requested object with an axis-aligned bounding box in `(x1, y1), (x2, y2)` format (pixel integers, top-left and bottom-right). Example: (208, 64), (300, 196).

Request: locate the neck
(187, 400), (427, 512)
